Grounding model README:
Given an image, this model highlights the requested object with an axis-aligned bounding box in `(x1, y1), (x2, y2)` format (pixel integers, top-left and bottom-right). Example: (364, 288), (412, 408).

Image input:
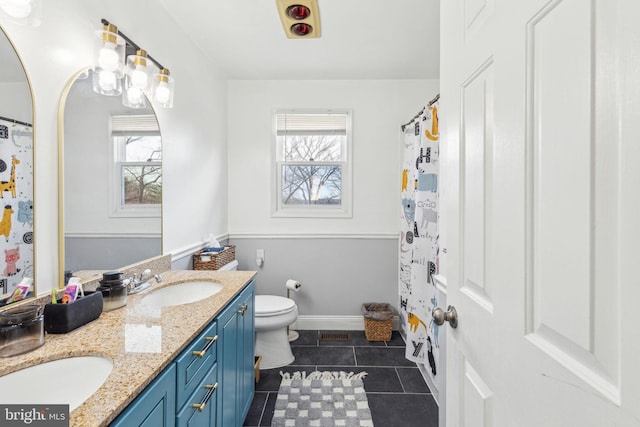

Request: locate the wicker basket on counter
(193, 245), (236, 270)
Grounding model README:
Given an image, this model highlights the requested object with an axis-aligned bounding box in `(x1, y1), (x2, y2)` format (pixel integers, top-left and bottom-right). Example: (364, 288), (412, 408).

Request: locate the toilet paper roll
(285, 279), (302, 291)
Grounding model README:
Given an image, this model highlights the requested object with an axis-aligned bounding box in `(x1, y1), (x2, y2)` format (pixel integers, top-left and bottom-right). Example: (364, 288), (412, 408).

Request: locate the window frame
(271, 109), (353, 218)
(108, 115), (162, 218)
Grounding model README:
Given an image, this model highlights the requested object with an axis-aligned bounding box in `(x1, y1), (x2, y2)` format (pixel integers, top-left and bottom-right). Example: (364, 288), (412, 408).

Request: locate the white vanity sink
(0, 356), (113, 411)
(142, 281), (224, 307)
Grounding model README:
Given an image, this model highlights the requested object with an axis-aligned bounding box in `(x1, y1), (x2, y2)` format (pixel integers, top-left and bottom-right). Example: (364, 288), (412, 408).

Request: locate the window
(110, 115), (162, 217)
(274, 110), (352, 217)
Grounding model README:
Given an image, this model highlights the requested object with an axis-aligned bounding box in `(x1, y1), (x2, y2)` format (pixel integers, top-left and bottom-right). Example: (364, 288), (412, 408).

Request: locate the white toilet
(254, 295), (298, 369)
(218, 260), (299, 370)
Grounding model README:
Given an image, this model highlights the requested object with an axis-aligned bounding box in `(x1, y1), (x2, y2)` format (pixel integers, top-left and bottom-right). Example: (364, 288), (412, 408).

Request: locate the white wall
(228, 79), (439, 235)
(228, 79), (439, 317)
(0, 0), (229, 295)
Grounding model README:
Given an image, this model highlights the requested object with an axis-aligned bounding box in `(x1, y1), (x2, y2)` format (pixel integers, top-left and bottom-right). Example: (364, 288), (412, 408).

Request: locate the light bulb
(98, 70), (117, 92)
(126, 86), (143, 104)
(154, 82), (171, 104)
(131, 65), (148, 89)
(0, 0), (32, 18)
(98, 42), (119, 72)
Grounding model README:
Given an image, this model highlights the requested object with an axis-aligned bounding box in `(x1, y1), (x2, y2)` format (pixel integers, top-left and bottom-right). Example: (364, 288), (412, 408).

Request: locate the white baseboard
(293, 315), (401, 331)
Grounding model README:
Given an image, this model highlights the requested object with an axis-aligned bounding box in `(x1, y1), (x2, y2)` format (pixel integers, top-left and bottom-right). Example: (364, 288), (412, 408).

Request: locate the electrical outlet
(256, 249), (265, 259)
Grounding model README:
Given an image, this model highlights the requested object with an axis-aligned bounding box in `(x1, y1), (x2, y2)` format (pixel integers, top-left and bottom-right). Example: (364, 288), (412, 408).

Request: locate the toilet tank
(217, 260), (238, 271)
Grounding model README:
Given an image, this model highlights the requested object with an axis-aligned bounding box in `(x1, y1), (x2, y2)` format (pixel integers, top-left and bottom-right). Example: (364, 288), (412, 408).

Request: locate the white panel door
(439, 0), (640, 425)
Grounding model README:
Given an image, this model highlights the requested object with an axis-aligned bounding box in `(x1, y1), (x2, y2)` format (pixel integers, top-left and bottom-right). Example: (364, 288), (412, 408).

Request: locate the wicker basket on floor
(193, 245), (236, 270)
(362, 303), (393, 341)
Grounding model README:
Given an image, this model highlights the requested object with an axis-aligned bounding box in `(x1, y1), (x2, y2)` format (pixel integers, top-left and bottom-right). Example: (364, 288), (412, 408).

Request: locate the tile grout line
(394, 367), (407, 393)
(365, 391), (434, 396)
(256, 391), (269, 427)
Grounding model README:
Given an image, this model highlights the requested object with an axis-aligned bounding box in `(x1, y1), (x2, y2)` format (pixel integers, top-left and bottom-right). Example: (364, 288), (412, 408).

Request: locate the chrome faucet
(127, 269), (163, 294)
(140, 269), (163, 284)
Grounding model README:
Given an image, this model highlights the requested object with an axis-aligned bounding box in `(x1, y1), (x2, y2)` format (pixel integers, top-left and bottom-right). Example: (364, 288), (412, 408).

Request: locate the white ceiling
(159, 0), (440, 80)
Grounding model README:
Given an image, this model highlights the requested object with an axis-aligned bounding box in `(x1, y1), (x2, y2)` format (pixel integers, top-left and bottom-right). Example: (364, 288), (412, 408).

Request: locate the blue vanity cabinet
(216, 281), (255, 427)
(110, 364), (177, 427)
(109, 280), (255, 427)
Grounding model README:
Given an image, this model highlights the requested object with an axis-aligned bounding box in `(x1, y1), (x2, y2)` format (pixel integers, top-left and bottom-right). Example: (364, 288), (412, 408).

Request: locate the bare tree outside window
(275, 112), (350, 214)
(117, 135), (162, 206)
(280, 134), (343, 205)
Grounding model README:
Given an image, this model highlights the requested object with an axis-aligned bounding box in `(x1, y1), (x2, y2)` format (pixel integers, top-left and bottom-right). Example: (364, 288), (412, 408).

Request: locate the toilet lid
(255, 295), (296, 316)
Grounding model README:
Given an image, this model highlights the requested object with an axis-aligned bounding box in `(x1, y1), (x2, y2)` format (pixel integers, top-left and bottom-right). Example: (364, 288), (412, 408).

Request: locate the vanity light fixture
(0, 0), (42, 26)
(127, 49), (151, 90)
(122, 75), (147, 108)
(92, 22), (125, 96)
(151, 68), (174, 108)
(93, 19), (175, 108)
(122, 49), (152, 108)
(276, 0), (320, 39)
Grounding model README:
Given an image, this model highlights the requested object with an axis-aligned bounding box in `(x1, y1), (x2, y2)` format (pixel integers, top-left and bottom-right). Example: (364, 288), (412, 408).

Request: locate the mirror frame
(0, 24), (37, 304)
(57, 68), (163, 288)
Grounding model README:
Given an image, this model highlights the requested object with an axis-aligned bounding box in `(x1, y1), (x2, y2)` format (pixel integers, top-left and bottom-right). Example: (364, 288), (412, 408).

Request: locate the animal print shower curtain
(0, 118), (34, 297)
(399, 101), (440, 382)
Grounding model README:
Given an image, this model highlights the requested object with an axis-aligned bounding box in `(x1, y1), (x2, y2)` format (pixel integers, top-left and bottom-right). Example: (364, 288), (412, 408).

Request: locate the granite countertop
(0, 269), (257, 427)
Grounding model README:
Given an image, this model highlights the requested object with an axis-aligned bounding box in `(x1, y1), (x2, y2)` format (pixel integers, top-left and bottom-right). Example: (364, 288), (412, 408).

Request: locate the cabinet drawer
(175, 320), (217, 409)
(176, 363), (218, 427)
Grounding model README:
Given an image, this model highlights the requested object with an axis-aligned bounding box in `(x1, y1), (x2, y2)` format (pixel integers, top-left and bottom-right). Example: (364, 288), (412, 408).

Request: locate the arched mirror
(0, 25), (35, 306)
(59, 70), (162, 285)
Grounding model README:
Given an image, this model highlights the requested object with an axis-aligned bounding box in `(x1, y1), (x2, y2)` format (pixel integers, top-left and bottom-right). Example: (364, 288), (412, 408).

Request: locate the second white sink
(0, 356), (113, 411)
(142, 281), (223, 307)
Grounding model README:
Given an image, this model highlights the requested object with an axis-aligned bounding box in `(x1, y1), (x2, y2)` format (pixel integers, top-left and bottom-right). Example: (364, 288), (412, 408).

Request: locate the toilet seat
(255, 295), (296, 317)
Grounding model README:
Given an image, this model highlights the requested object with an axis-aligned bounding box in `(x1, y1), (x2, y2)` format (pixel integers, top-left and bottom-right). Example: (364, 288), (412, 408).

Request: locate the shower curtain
(399, 101), (440, 382)
(0, 118), (34, 297)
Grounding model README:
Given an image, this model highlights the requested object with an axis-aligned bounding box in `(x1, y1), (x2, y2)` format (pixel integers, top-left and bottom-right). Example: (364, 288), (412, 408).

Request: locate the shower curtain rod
(0, 116), (32, 127)
(400, 93), (440, 132)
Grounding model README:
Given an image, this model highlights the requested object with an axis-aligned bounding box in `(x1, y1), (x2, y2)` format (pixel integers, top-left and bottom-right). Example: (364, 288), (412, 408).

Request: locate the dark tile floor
(243, 330), (439, 427)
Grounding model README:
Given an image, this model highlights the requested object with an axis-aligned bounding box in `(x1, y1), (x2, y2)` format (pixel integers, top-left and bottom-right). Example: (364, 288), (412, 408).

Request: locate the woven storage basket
(362, 303), (393, 341)
(193, 245), (236, 270)
(364, 317), (393, 341)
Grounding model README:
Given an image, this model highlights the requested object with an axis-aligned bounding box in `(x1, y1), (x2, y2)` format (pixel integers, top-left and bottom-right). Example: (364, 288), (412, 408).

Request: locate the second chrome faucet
(127, 269), (163, 294)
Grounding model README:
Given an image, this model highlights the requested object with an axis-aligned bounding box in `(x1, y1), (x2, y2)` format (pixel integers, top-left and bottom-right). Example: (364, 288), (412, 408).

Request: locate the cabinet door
(110, 364), (176, 427)
(216, 280), (255, 427)
(217, 298), (239, 427)
(237, 284), (255, 421)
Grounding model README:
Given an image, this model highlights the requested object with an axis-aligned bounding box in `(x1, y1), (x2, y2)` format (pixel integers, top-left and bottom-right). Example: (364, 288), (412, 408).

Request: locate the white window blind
(276, 113), (347, 135)
(111, 115), (160, 136)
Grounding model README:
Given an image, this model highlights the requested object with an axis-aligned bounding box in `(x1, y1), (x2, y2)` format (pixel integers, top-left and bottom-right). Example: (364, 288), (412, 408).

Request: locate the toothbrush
(52, 288), (57, 304)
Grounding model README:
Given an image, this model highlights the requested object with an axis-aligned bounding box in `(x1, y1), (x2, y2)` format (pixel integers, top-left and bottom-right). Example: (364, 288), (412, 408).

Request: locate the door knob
(432, 305), (458, 328)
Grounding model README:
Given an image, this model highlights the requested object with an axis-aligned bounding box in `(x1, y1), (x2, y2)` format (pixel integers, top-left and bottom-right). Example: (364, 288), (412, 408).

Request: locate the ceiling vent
(276, 0), (320, 39)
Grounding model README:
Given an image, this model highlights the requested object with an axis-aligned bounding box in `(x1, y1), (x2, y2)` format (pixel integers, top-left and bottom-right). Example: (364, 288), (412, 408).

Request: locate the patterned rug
(271, 371), (374, 427)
